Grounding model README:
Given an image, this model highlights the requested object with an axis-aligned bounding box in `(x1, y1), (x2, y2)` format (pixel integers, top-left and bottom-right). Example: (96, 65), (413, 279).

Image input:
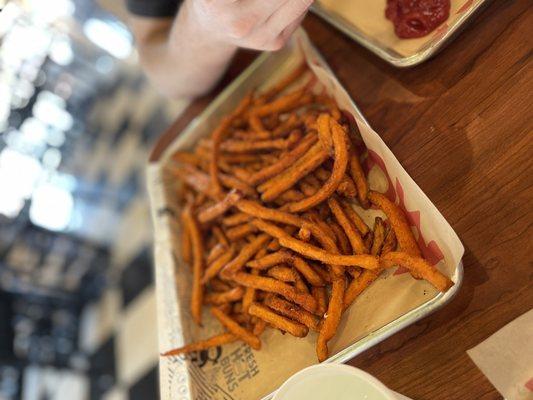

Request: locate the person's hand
(181, 0), (314, 51)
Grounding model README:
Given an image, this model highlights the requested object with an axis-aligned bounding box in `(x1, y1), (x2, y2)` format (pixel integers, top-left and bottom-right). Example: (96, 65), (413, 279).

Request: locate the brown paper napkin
(467, 309), (533, 400)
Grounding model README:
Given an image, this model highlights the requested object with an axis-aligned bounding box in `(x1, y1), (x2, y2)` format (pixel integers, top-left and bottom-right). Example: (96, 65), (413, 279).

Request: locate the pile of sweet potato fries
(162, 63), (453, 362)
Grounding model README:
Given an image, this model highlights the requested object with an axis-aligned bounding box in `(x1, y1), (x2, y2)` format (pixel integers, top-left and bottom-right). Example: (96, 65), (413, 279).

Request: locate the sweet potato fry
(198, 190), (243, 223)
(220, 234), (271, 278)
(212, 226), (229, 247)
(276, 189), (305, 203)
(232, 272), (317, 313)
(317, 276), (345, 362)
(369, 191), (421, 258)
(210, 307), (261, 350)
(291, 255), (325, 287)
(206, 243), (226, 265)
(211, 93), (253, 195)
(330, 221), (351, 255)
(267, 265), (298, 282)
(381, 227), (397, 254)
(220, 132), (300, 153)
(380, 252), (453, 292)
(348, 148), (370, 208)
(260, 62), (308, 101)
(247, 250), (292, 269)
(253, 88), (312, 117)
(205, 287), (245, 305)
(336, 175), (357, 198)
(219, 173), (257, 198)
(169, 164), (213, 197)
(363, 231), (373, 253)
(202, 246), (236, 284)
(258, 142), (328, 201)
(341, 199), (370, 236)
(267, 238), (281, 251)
(226, 223), (257, 241)
(284, 117), (349, 212)
(249, 114), (265, 133)
(343, 269), (382, 310)
(236, 200), (337, 251)
(328, 197), (366, 254)
(161, 332), (237, 357)
(312, 286), (328, 317)
(172, 151), (206, 170)
(294, 274), (309, 294)
(271, 114), (302, 138)
(252, 318), (267, 336)
(209, 278), (232, 292)
(232, 313), (250, 325)
(297, 226), (312, 241)
(252, 219), (379, 269)
(182, 206), (204, 325)
(312, 264), (331, 284)
(265, 296), (320, 331)
(180, 208), (192, 265)
(248, 303), (308, 337)
(242, 269), (259, 314)
(371, 217), (386, 256)
(222, 213), (251, 227)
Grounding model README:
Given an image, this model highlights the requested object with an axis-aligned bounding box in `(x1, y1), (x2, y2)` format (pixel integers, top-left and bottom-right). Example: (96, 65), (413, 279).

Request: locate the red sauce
(385, 0), (451, 39)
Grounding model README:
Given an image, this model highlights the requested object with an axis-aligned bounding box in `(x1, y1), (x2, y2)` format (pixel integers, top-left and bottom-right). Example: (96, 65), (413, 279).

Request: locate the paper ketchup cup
(272, 364), (411, 400)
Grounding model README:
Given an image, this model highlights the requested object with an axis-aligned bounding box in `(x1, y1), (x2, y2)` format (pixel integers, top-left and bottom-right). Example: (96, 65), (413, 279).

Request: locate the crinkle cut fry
(283, 116), (349, 212)
(251, 219), (380, 269)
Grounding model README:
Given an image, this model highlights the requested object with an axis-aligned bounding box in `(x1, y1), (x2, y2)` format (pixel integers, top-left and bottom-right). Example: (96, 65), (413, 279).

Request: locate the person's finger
(242, 1), (309, 51)
(263, 0), (313, 36)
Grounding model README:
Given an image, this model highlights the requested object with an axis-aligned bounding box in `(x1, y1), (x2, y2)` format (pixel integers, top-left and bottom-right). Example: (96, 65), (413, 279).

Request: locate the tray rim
(311, 0), (491, 67)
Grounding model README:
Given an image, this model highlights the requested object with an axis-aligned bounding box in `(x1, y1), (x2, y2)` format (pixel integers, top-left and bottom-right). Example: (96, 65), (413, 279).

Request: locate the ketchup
(386, 0), (451, 39)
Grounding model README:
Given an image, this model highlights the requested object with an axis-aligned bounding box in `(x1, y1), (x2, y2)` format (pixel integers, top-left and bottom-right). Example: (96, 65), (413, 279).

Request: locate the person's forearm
(132, 3), (237, 100)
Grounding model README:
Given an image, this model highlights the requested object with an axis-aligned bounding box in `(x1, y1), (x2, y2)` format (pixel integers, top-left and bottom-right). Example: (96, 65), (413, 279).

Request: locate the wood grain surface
(151, 1), (532, 398)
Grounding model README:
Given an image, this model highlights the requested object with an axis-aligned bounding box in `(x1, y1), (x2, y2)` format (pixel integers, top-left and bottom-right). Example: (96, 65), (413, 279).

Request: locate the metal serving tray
(312, 0), (491, 67)
(149, 30), (464, 400)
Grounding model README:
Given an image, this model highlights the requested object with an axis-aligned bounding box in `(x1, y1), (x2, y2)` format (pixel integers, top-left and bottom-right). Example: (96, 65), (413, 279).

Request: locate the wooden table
(152, 1), (532, 398)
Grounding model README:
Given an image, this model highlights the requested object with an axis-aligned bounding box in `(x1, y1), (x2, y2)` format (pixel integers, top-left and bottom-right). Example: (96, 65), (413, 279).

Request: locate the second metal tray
(312, 0), (490, 67)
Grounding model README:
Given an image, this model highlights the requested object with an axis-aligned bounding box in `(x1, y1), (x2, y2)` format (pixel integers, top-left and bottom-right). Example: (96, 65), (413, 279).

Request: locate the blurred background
(0, 0), (188, 398)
